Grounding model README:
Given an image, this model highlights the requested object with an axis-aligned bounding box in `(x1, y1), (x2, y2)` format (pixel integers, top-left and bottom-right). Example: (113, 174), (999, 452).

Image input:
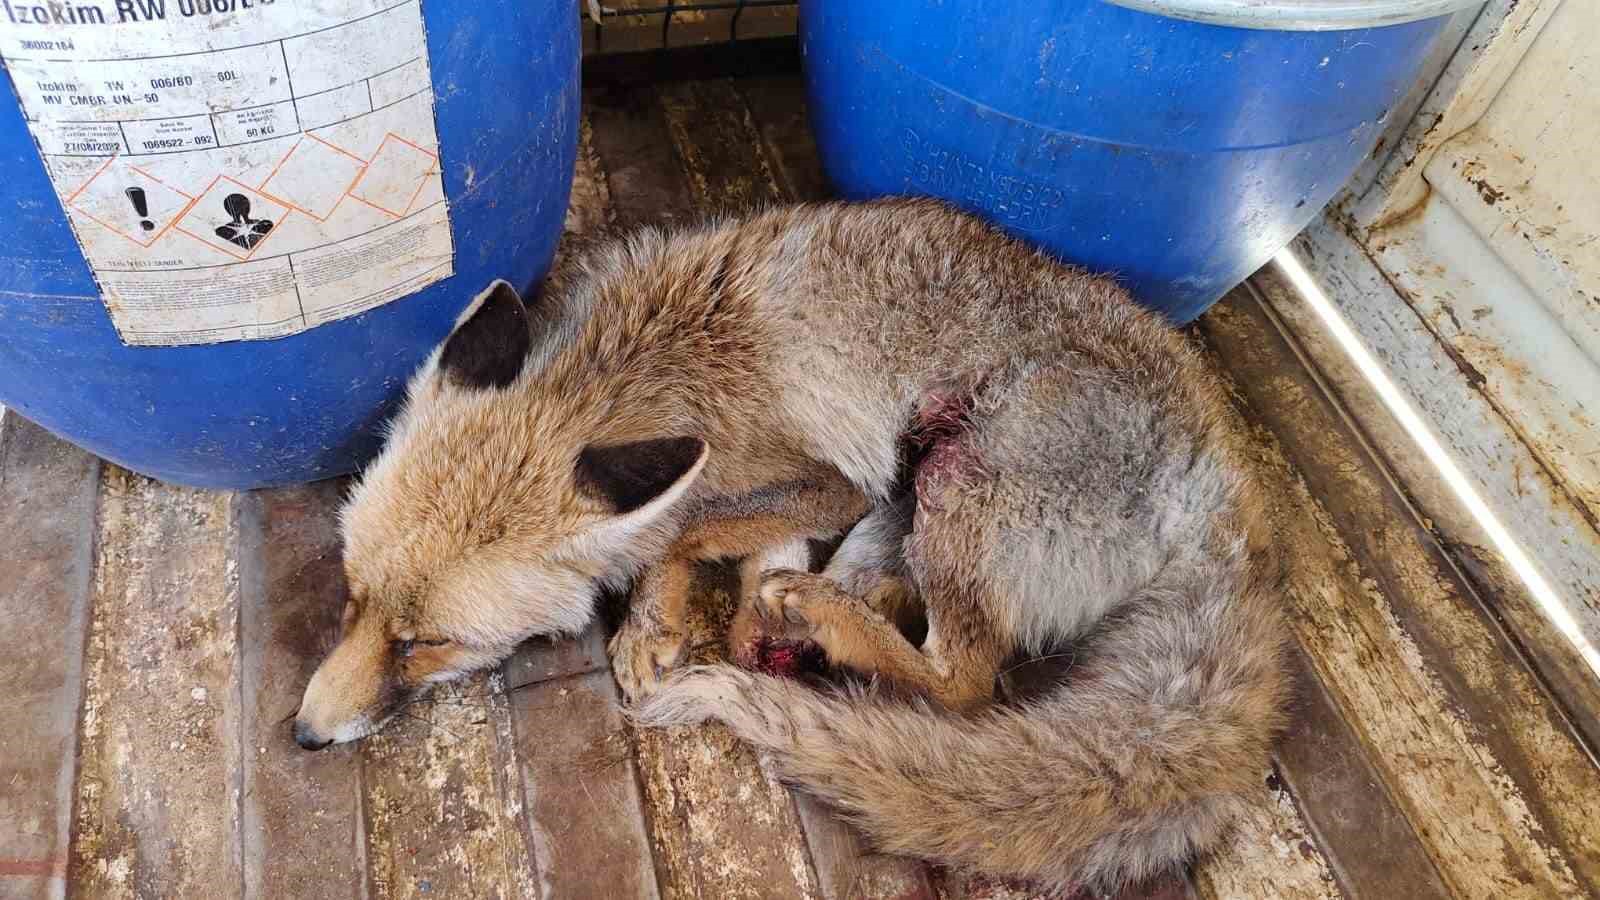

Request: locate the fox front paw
(608, 621), (687, 703)
(754, 568), (841, 638)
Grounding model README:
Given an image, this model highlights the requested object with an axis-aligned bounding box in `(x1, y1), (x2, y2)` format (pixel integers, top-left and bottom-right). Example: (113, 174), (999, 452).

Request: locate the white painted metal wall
(1287, 0), (1600, 684)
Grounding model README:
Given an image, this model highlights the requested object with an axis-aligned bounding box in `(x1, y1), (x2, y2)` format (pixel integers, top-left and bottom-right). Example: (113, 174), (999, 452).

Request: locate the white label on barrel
(0, 0), (454, 346)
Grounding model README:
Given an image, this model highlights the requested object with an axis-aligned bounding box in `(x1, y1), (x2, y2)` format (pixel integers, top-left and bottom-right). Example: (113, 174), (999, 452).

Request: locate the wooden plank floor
(4, 59), (1598, 900)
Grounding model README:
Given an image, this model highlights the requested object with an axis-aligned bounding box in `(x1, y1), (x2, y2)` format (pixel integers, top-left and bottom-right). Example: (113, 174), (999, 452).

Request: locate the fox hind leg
(753, 567), (1002, 711)
(731, 495), (927, 662)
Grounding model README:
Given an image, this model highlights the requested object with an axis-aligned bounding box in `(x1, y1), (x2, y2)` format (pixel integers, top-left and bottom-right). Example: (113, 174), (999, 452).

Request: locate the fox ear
(439, 279), (531, 389)
(566, 437), (709, 565)
(575, 437), (707, 514)
(569, 436), (709, 561)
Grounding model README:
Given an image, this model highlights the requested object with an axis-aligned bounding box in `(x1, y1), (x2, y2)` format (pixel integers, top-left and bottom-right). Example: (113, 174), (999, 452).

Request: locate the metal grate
(582, 0), (798, 55)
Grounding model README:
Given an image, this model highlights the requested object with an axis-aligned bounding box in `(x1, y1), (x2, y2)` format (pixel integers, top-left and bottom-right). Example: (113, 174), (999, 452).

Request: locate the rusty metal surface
(1275, 226), (1600, 755)
(1203, 287), (1600, 891)
(582, 0), (797, 57)
(1200, 290), (1600, 898)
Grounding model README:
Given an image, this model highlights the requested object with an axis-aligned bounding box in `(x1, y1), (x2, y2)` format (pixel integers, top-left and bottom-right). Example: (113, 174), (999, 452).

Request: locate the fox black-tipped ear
(439, 279), (530, 389)
(575, 437), (707, 514)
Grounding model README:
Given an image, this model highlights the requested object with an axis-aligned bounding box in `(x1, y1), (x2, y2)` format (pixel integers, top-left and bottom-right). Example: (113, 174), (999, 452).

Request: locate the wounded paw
(725, 569), (836, 679)
(608, 620), (687, 703)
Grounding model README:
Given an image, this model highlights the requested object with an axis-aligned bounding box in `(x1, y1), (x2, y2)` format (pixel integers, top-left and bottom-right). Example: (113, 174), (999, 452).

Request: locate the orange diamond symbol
(347, 133), (439, 218)
(260, 134), (368, 221)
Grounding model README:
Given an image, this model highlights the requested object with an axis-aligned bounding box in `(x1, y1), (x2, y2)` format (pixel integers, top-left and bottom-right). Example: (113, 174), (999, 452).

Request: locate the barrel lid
(1101, 0), (1483, 31)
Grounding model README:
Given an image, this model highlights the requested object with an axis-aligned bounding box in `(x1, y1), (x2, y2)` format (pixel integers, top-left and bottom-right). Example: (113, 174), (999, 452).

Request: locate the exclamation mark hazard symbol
(125, 186), (155, 231)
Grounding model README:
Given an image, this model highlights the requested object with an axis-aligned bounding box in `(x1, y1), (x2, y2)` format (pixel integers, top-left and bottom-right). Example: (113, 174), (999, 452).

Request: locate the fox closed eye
(392, 637), (451, 658)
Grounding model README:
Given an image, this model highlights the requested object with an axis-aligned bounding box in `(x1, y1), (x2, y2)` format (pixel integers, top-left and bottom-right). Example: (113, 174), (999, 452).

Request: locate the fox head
(293, 278), (707, 750)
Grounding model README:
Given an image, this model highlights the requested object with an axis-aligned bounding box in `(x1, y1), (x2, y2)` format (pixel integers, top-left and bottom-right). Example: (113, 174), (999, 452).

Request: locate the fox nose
(292, 719), (333, 751)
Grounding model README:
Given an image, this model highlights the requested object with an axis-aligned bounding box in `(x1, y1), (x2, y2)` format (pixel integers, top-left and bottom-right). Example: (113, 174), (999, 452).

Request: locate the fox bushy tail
(634, 561), (1288, 892)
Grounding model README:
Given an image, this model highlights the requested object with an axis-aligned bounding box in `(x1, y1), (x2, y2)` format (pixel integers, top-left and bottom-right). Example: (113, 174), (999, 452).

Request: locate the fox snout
(292, 621), (406, 751)
(292, 719), (333, 751)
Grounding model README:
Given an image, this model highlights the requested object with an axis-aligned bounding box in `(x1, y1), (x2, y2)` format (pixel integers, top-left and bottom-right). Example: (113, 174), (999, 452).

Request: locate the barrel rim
(1100, 0), (1483, 31)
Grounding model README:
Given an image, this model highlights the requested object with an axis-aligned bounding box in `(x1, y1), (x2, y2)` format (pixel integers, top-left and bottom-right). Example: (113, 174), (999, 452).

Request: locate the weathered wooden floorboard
(735, 75), (831, 205)
(509, 670), (659, 900)
(632, 716), (824, 900)
(790, 794), (939, 900)
(358, 672), (537, 900)
(585, 82), (696, 229)
(558, 113), (616, 238)
(626, 567), (823, 900)
(1198, 292), (1457, 900)
(236, 481), (368, 899)
(0, 418), (100, 900)
(655, 78), (785, 212)
(1189, 769), (1341, 900)
(936, 872), (1203, 900)
(70, 467), (241, 899)
(506, 626), (610, 690)
(1203, 289), (1600, 895)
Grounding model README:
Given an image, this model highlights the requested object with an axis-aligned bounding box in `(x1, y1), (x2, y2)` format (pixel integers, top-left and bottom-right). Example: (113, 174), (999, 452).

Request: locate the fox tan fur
(294, 199), (1290, 892)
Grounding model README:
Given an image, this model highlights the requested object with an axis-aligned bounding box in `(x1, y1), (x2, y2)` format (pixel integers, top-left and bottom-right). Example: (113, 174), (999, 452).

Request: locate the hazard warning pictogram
(68, 159), (197, 248)
(347, 133), (440, 218)
(174, 176), (291, 260)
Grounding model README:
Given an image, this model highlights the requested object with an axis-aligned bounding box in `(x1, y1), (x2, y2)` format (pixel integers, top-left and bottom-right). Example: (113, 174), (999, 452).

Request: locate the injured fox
(294, 199), (1289, 893)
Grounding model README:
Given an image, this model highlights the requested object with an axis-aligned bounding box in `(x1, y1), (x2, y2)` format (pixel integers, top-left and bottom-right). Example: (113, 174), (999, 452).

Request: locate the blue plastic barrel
(0, 0), (578, 488)
(800, 0), (1479, 323)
